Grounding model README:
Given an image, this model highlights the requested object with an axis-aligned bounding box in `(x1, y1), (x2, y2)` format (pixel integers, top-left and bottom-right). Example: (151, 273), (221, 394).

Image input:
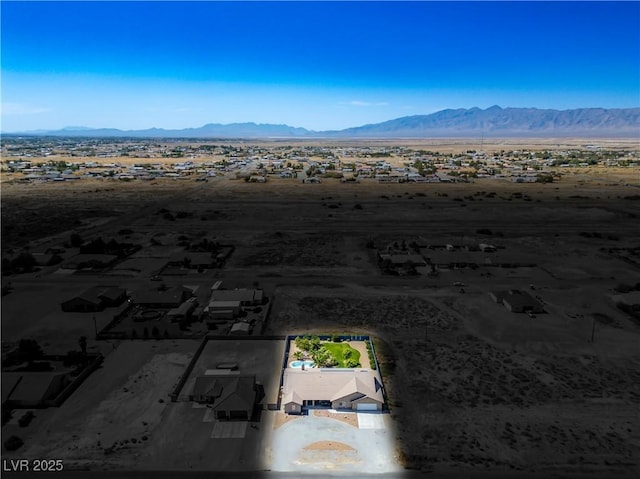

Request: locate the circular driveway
(269, 411), (402, 473)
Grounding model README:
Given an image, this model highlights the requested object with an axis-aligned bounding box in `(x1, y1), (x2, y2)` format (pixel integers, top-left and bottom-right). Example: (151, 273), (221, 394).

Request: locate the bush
(4, 435), (24, 451)
(331, 334), (341, 343)
(18, 411), (34, 427)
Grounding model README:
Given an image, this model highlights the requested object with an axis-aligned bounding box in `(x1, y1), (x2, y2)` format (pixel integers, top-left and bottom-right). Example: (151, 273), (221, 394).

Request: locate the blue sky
(2, 1), (639, 131)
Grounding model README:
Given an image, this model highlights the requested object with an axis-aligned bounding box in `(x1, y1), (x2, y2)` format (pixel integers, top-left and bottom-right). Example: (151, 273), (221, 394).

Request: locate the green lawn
(322, 342), (361, 368)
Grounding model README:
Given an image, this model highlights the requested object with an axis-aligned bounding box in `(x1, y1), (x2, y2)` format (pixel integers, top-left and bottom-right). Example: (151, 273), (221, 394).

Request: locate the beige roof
(283, 368), (383, 405)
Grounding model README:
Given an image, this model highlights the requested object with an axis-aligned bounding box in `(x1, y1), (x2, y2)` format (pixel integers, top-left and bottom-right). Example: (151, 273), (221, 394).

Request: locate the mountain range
(7, 106), (640, 139)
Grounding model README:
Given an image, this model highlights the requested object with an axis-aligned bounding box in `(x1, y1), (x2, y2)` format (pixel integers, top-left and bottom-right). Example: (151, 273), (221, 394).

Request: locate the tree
(345, 358), (360, 368)
(18, 411), (34, 428)
(11, 252), (37, 273)
(78, 336), (87, 357)
(16, 339), (43, 361)
(292, 351), (305, 361)
(309, 336), (321, 351)
(70, 233), (83, 247)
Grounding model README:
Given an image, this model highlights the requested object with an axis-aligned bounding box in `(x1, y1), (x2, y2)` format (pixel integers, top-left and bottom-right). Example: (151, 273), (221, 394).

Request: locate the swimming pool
(289, 360), (315, 369)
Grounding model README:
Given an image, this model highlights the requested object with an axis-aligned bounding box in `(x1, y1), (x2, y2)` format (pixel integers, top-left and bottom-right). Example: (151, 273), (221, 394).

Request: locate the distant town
(2, 137), (638, 185)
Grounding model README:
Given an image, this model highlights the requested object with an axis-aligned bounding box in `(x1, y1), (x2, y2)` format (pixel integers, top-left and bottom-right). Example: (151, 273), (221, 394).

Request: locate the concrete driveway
(268, 410), (401, 473)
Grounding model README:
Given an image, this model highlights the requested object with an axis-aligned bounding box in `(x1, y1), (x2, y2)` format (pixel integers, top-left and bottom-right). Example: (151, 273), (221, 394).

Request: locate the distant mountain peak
(7, 106), (639, 138)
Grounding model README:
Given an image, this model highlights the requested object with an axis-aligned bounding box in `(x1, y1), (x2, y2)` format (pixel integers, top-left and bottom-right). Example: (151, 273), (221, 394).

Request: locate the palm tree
(78, 336), (87, 357)
(292, 351), (305, 361)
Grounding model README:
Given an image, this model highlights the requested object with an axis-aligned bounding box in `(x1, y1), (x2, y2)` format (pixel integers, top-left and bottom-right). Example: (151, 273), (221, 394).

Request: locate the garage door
(356, 403), (377, 411)
(229, 410), (249, 420)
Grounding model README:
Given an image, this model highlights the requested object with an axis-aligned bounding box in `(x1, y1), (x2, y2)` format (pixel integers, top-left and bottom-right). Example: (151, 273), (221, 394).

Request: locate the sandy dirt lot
(4, 341), (196, 469)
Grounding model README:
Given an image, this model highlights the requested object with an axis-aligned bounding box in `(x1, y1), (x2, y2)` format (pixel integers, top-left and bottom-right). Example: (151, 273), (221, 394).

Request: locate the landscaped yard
(292, 336), (363, 368)
(323, 342), (361, 368)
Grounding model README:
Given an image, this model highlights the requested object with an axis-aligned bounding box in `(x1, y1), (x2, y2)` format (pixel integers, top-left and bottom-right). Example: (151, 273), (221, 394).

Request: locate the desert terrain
(1, 138), (639, 477)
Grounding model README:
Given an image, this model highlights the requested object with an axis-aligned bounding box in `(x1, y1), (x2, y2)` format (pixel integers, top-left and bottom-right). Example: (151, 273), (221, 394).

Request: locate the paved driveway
(357, 411), (386, 429)
(268, 410), (401, 473)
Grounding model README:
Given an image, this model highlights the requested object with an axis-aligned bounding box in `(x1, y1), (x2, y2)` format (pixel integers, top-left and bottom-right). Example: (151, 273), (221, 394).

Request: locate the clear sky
(1, 1), (639, 132)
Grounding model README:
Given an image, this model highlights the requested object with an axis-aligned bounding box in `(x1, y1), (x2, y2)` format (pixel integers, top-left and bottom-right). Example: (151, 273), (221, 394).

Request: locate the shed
(229, 322), (251, 335)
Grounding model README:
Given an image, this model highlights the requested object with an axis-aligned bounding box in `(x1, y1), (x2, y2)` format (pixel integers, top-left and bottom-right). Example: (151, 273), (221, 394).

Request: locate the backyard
(291, 336), (370, 369)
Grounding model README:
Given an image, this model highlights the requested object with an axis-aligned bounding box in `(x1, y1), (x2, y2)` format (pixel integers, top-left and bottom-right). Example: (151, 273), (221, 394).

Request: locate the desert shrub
(4, 436), (23, 451)
(18, 411), (34, 428)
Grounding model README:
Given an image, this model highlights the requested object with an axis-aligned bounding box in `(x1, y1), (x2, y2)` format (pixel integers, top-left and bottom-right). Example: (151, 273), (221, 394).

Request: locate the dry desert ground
(1, 138), (640, 477)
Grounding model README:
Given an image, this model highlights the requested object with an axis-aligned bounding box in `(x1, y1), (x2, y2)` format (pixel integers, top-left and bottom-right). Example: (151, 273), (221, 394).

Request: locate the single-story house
(612, 291), (640, 307)
(189, 374), (257, 420)
(62, 254), (119, 270)
(209, 289), (263, 306)
(61, 286), (127, 312)
(2, 372), (70, 408)
(282, 368), (384, 414)
(133, 286), (193, 308)
(205, 300), (242, 318)
(379, 254), (427, 267)
(166, 297), (198, 322)
(167, 252), (215, 269)
(490, 290), (544, 314)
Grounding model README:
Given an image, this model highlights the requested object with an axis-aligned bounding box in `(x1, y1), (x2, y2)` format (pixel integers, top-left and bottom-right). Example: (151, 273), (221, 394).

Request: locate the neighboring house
(167, 252), (215, 269)
(612, 291), (640, 307)
(209, 289), (263, 306)
(205, 300), (242, 319)
(378, 253), (427, 267)
(302, 177), (321, 184)
(282, 368), (384, 414)
(133, 286), (192, 308)
(1, 372), (70, 408)
(489, 290), (544, 314)
(166, 297), (198, 322)
(189, 374), (257, 420)
(61, 286), (127, 312)
(478, 243), (497, 253)
(62, 254), (118, 270)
